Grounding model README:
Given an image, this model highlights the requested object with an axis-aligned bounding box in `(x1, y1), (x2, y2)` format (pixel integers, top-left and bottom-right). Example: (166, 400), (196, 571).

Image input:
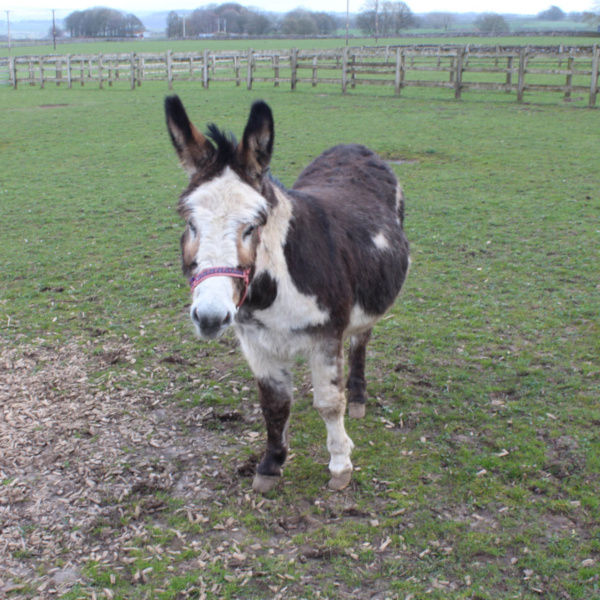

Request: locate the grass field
(1, 77), (599, 600)
(1, 33), (599, 59)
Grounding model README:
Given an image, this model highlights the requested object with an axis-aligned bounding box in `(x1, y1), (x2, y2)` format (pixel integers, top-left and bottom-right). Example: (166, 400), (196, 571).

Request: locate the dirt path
(0, 339), (235, 596)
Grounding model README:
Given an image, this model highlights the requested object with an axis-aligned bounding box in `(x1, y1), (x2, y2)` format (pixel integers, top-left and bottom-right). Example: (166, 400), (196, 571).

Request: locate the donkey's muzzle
(192, 307), (232, 339)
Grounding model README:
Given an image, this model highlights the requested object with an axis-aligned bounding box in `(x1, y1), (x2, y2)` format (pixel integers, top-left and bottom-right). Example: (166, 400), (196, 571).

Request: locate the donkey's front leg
(311, 344), (354, 491)
(253, 369), (293, 493)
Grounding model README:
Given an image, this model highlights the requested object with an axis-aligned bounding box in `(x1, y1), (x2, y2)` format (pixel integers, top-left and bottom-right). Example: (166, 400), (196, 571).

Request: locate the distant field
(1, 33), (599, 58)
(1, 77), (599, 600)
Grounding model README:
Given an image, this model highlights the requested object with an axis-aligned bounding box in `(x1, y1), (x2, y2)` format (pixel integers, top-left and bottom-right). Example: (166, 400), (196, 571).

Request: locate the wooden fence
(2, 44), (599, 105)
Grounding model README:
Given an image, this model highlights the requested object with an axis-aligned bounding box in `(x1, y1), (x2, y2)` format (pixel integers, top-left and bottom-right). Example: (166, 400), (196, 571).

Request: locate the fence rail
(2, 44), (599, 105)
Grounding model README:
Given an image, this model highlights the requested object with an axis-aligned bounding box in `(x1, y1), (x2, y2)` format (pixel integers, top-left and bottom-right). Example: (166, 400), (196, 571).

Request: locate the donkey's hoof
(328, 470), (352, 491)
(252, 474), (280, 493)
(348, 402), (366, 419)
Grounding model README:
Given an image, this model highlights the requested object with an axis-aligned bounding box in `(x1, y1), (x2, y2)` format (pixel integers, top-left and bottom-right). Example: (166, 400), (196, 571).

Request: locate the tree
(166, 11), (183, 38)
(357, 0), (413, 36)
(582, 2), (600, 26)
(383, 1), (414, 33)
(423, 12), (455, 30)
(246, 12), (272, 35)
(47, 25), (64, 38)
(537, 5), (565, 21)
(64, 7), (144, 37)
(312, 12), (337, 35)
(281, 9), (318, 35)
(173, 3), (274, 37)
(64, 11), (84, 37)
(474, 12), (509, 33)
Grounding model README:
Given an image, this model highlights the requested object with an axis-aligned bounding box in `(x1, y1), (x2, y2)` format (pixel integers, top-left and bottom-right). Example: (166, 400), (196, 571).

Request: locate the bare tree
(582, 1), (600, 25)
(424, 12), (455, 30)
(166, 11), (183, 38)
(357, 0), (413, 36)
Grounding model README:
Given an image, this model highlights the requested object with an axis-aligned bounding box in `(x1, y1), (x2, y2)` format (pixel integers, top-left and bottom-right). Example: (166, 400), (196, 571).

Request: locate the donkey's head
(165, 96), (275, 339)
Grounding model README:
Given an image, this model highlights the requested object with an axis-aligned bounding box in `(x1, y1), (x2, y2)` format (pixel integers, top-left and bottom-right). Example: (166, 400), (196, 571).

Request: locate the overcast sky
(3, 0), (593, 21)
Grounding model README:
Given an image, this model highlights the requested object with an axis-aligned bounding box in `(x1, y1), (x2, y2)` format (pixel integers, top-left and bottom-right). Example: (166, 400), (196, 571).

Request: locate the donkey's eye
(243, 225), (255, 240)
(188, 222), (197, 236)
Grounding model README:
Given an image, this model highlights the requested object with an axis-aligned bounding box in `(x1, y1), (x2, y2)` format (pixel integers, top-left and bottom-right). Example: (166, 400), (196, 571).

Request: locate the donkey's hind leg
(253, 367), (293, 493)
(311, 342), (354, 491)
(346, 329), (372, 419)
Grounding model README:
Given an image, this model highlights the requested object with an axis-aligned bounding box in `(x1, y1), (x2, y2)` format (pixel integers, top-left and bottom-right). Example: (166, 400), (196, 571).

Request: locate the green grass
(1, 33), (599, 59)
(1, 77), (599, 599)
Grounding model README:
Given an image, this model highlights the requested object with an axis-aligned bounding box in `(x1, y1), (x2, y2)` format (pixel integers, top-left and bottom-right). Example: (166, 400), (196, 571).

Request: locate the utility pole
(345, 0), (349, 46)
(375, 0), (379, 45)
(52, 9), (57, 50)
(182, 13), (185, 38)
(5, 11), (10, 54)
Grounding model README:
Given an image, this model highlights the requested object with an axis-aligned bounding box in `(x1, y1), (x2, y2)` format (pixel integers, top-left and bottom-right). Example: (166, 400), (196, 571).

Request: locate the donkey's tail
(395, 183), (405, 228)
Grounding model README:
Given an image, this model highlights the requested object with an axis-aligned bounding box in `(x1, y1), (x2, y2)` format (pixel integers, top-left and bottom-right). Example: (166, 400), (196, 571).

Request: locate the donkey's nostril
(199, 314), (224, 338)
(222, 312), (232, 326)
(191, 307), (201, 326)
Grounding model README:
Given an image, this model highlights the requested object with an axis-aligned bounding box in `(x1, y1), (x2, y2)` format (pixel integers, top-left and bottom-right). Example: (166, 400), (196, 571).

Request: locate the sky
(2, 0), (594, 22)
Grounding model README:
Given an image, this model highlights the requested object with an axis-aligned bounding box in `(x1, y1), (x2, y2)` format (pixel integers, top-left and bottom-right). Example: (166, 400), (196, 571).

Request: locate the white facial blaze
(183, 167), (268, 338)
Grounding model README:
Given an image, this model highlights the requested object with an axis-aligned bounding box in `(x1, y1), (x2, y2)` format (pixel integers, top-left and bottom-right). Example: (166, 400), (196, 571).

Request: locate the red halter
(189, 267), (251, 308)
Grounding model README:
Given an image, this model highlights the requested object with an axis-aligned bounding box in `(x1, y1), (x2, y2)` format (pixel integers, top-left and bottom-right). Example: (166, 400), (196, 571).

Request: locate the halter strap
(189, 267), (251, 308)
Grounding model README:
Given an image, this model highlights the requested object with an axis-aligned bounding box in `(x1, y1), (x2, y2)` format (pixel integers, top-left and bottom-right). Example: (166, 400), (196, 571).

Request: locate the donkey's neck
(256, 182), (293, 274)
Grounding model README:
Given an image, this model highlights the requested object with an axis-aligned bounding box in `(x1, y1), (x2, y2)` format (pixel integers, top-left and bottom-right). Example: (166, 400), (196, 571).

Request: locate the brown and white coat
(165, 97), (410, 492)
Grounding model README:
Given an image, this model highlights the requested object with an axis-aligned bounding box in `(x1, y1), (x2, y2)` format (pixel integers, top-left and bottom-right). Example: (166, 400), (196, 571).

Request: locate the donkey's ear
(165, 95), (215, 176)
(239, 101), (274, 180)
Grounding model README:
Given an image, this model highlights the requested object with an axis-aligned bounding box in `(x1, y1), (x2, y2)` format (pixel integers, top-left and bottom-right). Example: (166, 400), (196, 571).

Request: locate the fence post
(291, 48), (298, 91)
(98, 54), (103, 89)
(67, 55), (72, 88)
(394, 48), (404, 95)
(342, 46), (348, 94)
(564, 55), (574, 100)
(590, 44), (599, 107)
(234, 54), (241, 86)
(247, 48), (253, 91)
(454, 47), (464, 100)
(9, 57), (16, 89)
(505, 55), (513, 91)
(39, 57), (45, 89)
(130, 52), (136, 90)
(312, 56), (318, 87)
(203, 49), (209, 89)
(273, 55), (279, 87)
(166, 50), (173, 90)
(517, 47), (527, 102)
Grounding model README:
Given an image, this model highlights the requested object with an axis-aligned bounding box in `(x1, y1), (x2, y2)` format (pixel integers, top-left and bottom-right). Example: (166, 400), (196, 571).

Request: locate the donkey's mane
(206, 124), (238, 166)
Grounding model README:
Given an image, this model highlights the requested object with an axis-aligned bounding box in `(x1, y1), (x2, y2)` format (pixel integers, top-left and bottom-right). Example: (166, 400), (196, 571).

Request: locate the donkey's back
(284, 143), (409, 329)
(294, 143), (403, 220)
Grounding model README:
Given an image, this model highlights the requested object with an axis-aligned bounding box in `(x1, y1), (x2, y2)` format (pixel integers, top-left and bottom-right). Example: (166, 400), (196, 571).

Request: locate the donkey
(165, 96), (410, 493)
